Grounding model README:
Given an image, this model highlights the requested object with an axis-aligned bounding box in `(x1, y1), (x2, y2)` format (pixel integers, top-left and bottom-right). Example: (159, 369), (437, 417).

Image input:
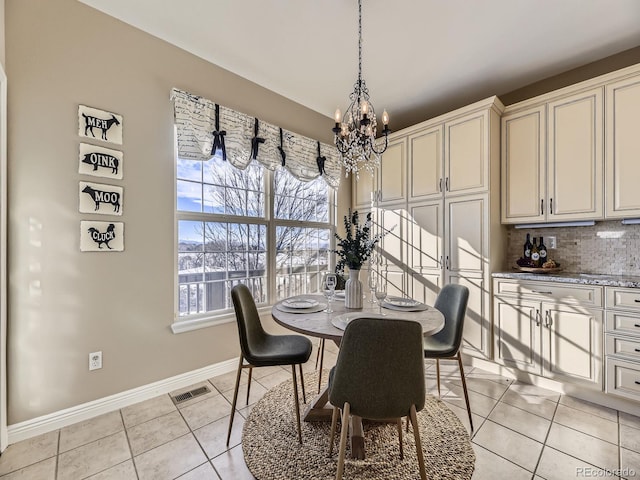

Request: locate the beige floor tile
(488, 401), (551, 443)
(0, 457), (56, 480)
(553, 404), (618, 444)
(57, 431), (130, 480)
(194, 415), (244, 458)
(238, 403), (254, 420)
(59, 410), (123, 453)
(500, 389), (558, 420)
(121, 394), (176, 428)
(449, 375), (511, 400)
(254, 369), (291, 390)
(0, 430), (59, 476)
(171, 381), (219, 409)
(181, 394), (233, 430)
(559, 395), (618, 423)
(209, 370), (248, 394)
(127, 410), (190, 456)
(508, 382), (561, 402)
(443, 383), (500, 417)
(473, 419), (543, 472)
(621, 423), (640, 453)
(546, 423), (619, 471)
(471, 444), (532, 480)
(536, 446), (607, 480)
(221, 381), (268, 409)
(211, 445), (255, 480)
(134, 433), (207, 480)
(177, 462), (219, 479)
(85, 459), (137, 480)
(248, 365), (284, 380)
(445, 401), (484, 436)
(466, 369), (514, 383)
(620, 411), (640, 430)
(621, 448), (640, 478)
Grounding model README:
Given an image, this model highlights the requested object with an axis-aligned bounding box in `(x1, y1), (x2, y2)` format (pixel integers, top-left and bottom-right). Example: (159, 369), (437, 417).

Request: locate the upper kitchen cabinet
(352, 165), (376, 209)
(378, 137), (407, 206)
(408, 125), (443, 201)
(501, 87), (603, 224)
(605, 72), (640, 219)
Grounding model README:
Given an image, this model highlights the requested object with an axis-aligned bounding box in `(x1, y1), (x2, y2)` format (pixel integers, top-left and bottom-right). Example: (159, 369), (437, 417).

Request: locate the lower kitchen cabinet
(493, 279), (603, 389)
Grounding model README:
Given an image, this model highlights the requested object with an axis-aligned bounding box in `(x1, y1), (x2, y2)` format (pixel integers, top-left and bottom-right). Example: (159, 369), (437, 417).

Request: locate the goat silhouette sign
(80, 221), (124, 252)
(78, 105), (123, 145)
(78, 143), (123, 180)
(79, 181), (123, 216)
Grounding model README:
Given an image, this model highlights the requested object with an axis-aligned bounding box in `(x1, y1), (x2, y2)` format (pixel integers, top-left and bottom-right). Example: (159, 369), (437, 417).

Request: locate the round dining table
(271, 293), (444, 460)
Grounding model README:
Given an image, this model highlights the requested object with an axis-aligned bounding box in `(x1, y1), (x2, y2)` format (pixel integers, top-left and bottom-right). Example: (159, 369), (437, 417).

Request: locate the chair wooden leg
(436, 358), (441, 397)
(457, 352), (474, 432)
(245, 366), (253, 406)
(409, 405), (427, 480)
(298, 363), (307, 404)
(291, 365), (303, 444)
(328, 405), (339, 456)
(226, 356), (244, 446)
(315, 338), (324, 368)
(336, 402), (350, 480)
(317, 339), (325, 394)
(396, 418), (404, 459)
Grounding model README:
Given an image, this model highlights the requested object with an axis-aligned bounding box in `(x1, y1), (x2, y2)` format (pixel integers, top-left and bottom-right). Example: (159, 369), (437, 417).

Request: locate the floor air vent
(172, 385), (210, 405)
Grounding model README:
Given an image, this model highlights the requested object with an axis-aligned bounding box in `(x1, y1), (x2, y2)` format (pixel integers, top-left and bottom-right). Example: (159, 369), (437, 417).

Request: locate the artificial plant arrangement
(333, 209), (384, 275)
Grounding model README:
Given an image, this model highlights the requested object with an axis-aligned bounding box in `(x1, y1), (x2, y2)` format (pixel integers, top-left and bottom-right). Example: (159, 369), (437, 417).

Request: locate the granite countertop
(491, 271), (640, 288)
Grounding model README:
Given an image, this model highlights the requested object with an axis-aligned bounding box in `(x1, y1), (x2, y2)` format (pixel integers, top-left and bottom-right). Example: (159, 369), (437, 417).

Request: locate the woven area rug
(242, 371), (475, 480)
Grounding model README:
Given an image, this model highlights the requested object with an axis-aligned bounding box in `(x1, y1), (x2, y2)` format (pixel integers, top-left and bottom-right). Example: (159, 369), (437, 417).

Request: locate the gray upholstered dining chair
(424, 284), (473, 431)
(327, 317), (427, 480)
(226, 284), (313, 445)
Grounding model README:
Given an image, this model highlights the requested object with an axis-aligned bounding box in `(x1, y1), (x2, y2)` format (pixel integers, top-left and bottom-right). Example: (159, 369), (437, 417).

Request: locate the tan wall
(0, 0), (4, 68)
(5, 0), (346, 424)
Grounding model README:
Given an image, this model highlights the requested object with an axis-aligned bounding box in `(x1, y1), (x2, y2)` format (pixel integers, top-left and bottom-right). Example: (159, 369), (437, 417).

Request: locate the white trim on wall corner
(7, 357), (238, 445)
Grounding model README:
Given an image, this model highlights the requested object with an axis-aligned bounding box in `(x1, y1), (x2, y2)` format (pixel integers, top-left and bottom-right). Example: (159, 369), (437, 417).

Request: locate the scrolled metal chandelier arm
(332, 0), (390, 179)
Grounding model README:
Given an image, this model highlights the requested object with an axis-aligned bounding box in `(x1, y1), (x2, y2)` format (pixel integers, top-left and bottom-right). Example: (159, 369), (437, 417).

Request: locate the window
(176, 154), (333, 326)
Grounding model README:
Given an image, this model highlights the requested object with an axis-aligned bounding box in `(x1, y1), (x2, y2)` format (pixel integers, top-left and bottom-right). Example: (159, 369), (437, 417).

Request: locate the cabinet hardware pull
(636, 381), (640, 385)
(546, 310), (553, 327)
(535, 309), (541, 327)
(445, 177), (450, 191)
(440, 256), (444, 270)
(541, 199), (544, 215)
(635, 324), (640, 328)
(532, 290), (552, 294)
(550, 198), (553, 214)
(634, 299), (640, 303)
(635, 348), (640, 353)
(439, 178), (443, 193)
(446, 255), (450, 270)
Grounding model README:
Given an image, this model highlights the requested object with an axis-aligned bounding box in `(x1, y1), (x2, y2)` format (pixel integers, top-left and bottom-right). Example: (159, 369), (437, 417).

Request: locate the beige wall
(5, 0), (347, 424)
(0, 0), (4, 68)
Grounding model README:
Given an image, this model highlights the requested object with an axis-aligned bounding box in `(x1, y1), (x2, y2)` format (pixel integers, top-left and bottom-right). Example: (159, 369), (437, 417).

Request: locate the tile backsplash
(506, 221), (640, 276)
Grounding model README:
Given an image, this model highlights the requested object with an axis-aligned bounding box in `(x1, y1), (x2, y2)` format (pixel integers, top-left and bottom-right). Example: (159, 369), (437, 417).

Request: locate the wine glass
(323, 273), (337, 313)
(375, 277), (387, 316)
(368, 270), (378, 303)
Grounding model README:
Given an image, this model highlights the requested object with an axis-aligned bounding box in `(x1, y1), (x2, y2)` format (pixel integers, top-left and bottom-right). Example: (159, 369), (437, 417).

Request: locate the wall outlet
(548, 236), (557, 249)
(89, 351), (102, 371)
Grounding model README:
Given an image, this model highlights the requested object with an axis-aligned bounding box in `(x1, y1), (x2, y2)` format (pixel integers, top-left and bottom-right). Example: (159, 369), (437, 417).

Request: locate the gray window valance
(171, 88), (342, 188)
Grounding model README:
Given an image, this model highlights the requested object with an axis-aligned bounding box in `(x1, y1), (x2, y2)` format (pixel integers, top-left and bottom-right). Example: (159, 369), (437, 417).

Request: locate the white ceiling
(79, 0), (640, 130)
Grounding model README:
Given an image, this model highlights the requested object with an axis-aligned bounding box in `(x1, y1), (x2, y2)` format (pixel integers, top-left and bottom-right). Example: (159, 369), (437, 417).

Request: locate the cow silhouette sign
(79, 181), (123, 216)
(78, 105), (123, 145)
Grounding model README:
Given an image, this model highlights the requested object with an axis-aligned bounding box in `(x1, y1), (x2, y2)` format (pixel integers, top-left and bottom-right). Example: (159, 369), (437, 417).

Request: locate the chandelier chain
(358, 0), (362, 89)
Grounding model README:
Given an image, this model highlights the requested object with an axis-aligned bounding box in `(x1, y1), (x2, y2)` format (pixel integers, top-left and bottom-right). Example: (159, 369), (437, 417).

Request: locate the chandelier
(332, 0), (390, 178)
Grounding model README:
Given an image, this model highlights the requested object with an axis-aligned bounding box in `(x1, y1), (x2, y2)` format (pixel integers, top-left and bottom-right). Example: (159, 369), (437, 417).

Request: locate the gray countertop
(492, 271), (640, 288)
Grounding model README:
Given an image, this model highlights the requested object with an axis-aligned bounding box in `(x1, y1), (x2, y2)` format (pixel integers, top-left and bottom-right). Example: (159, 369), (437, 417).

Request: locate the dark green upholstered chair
(424, 284), (473, 431)
(226, 284), (312, 445)
(327, 317), (427, 480)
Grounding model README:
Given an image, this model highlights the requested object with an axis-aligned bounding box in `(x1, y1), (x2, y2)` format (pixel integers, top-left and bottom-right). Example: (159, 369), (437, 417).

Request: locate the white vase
(345, 269), (363, 309)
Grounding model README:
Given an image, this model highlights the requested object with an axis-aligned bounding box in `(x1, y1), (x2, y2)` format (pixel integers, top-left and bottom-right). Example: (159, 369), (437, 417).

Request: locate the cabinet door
(547, 88), (604, 220)
(409, 126), (443, 201)
(408, 201), (443, 271)
(352, 168), (377, 209)
(445, 110), (488, 196)
(501, 106), (546, 223)
(449, 272), (489, 357)
(542, 303), (603, 387)
(411, 271), (442, 309)
(378, 138), (406, 205)
(606, 75), (640, 218)
(445, 194), (486, 275)
(493, 297), (540, 374)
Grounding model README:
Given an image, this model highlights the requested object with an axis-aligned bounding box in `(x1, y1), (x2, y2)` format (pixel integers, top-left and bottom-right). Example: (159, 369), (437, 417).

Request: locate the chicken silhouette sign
(80, 221), (124, 252)
(78, 105), (123, 145)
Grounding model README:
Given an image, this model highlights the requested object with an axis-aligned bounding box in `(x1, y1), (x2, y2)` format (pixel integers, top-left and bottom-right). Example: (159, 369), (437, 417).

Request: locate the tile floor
(1, 341), (639, 480)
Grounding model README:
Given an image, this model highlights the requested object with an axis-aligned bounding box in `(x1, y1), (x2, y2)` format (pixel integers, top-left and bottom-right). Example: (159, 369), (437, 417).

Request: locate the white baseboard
(7, 357), (239, 445)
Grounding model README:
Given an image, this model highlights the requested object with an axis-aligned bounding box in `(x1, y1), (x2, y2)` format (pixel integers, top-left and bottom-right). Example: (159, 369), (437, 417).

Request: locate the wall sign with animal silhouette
(78, 143), (123, 180)
(80, 221), (124, 252)
(79, 181), (123, 216)
(78, 105), (123, 145)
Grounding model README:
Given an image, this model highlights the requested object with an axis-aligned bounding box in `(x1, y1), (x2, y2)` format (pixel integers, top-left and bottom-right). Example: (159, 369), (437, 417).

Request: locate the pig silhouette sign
(78, 143), (123, 180)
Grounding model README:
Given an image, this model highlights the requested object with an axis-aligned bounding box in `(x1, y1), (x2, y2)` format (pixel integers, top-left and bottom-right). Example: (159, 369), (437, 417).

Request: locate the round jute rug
(242, 371), (475, 480)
